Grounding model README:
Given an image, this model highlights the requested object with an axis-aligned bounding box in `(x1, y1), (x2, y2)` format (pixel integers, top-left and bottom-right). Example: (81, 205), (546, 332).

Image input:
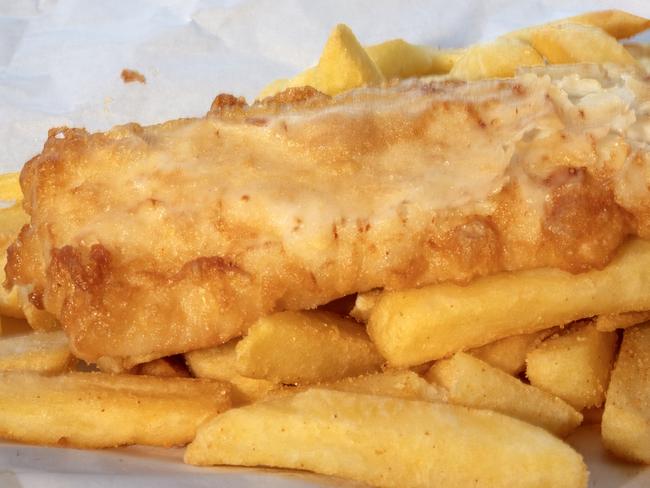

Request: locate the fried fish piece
(7, 64), (650, 366)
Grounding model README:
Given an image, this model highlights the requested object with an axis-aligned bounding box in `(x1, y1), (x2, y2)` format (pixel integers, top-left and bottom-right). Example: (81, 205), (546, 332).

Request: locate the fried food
(7, 63), (650, 365)
(186, 388), (588, 488)
(0, 330), (72, 374)
(0, 371), (230, 448)
(368, 239), (650, 366)
(321, 369), (447, 402)
(185, 340), (277, 405)
(595, 310), (650, 332)
(519, 23), (637, 65)
(235, 310), (383, 384)
(525, 322), (617, 411)
(602, 323), (650, 463)
(468, 328), (556, 376)
(427, 352), (582, 436)
(450, 37), (543, 80)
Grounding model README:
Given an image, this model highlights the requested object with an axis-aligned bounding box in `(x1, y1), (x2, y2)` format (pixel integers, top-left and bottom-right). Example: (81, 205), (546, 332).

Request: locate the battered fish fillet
(6, 64), (650, 366)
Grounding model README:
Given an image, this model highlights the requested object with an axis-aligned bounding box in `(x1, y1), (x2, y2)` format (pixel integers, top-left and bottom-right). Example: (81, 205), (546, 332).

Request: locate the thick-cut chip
(595, 310), (650, 332)
(186, 388), (587, 488)
(322, 370), (447, 403)
(565, 10), (650, 39)
(0, 172), (21, 201)
(137, 357), (189, 378)
(602, 324), (650, 463)
(0, 330), (72, 374)
(368, 239), (650, 367)
(0, 372), (230, 448)
(259, 24), (383, 98)
(186, 340), (276, 405)
(236, 310), (384, 384)
(526, 322), (617, 411)
(509, 10), (650, 42)
(365, 39), (460, 79)
(314, 24), (384, 95)
(521, 23), (636, 65)
(469, 328), (556, 375)
(450, 37), (543, 80)
(426, 352), (582, 436)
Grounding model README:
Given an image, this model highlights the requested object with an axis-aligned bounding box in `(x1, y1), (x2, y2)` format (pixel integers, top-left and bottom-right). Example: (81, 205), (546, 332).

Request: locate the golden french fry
(236, 310), (384, 384)
(0, 202), (28, 237)
(526, 322), (617, 411)
(602, 323), (650, 463)
(0, 330), (72, 374)
(595, 310), (650, 332)
(450, 37), (543, 80)
(137, 357), (189, 378)
(427, 353), (582, 436)
(258, 24), (383, 99)
(186, 340), (276, 405)
(186, 389), (588, 488)
(468, 328), (556, 375)
(322, 369), (447, 403)
(519, 23), (636, 65)
(565, 10), (650, 39)
(368, 239), (650, 367)
(365, 39), (460, 79)
(0, 172), (21, 201)
(313, 24), (384, 96)
(0, 372), (230, 448)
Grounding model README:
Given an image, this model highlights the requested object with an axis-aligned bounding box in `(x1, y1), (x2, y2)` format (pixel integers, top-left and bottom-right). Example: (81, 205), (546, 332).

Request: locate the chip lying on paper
(2, 8), (650, 488)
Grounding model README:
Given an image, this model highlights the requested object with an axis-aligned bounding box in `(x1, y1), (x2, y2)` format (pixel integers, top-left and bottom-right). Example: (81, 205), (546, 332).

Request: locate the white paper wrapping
(1, 1), (650, 486)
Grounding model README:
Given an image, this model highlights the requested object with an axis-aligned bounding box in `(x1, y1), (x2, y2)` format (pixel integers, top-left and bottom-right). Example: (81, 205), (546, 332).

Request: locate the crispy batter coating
(6, 64), (650, 365)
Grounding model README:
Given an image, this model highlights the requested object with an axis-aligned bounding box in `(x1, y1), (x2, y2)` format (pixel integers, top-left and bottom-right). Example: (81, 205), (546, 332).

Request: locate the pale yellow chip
(602, 323), (650, 463)
(468, 328), (556, 376)
(427, 352), (582, 437)
(565, 10), (650, 39)
(185, 340), (276, 405)
(368, 239), (650, 367)
(595, 310), (650, 332)
(526, 322), (617, 411)
(520, 23), (636, 65)
(321, 369), (447, 403)
(0, 371), (231, 448)
(0, 330), (72, 374)
(236, 310), (384, 384)
(450, 37), (543, 80)
(0, 172), (21, 201)
(312, 24), (384, 96)
(186, 388), (588, 488)
(365, 39), (461, 79)
(258, 24), (383, 99)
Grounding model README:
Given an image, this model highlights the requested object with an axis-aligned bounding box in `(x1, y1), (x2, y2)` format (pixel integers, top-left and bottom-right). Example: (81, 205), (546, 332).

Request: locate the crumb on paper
(121, 69), (146, 84)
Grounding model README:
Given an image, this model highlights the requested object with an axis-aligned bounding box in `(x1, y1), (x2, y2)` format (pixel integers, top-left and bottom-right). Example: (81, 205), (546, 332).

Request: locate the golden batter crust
(6, 65), (650, 365)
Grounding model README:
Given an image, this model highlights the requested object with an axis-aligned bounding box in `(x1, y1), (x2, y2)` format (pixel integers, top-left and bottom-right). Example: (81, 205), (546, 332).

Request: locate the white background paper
(1, 0), (650, 486)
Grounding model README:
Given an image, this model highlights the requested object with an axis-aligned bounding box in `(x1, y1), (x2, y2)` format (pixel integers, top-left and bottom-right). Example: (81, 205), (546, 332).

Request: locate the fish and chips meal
(2, 9), (650, 487)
